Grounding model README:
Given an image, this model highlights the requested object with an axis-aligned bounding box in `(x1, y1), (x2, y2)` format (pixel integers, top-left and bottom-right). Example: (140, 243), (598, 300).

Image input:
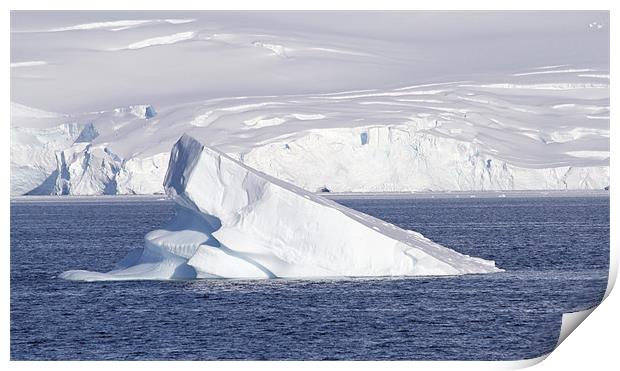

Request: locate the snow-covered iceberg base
(60, 135), (502, 281)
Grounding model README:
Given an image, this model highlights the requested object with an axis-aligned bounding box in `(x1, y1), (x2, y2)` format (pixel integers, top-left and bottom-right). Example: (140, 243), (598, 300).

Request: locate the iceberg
(60, 135), (501, 281)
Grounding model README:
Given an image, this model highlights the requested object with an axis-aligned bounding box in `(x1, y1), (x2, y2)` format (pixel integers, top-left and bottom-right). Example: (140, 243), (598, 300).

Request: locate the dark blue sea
(10, 195), (609, 360)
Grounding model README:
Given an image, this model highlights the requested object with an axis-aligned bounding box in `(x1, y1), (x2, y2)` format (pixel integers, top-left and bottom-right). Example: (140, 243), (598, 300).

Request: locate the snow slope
(10, 11), (610, 195)
(60, 135), (501, 281)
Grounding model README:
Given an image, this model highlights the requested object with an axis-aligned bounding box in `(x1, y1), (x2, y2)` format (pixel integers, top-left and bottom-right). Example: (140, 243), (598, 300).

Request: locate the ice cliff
(59, 135), (502, 280)
(10, 74), (610, 196)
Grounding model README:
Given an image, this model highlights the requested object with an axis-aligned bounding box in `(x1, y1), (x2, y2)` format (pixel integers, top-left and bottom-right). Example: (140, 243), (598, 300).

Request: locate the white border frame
(3, 2), (616, 370)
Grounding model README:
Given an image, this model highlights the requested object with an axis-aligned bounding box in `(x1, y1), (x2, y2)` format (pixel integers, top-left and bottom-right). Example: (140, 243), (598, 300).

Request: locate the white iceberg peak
(60, 134), (502, 281)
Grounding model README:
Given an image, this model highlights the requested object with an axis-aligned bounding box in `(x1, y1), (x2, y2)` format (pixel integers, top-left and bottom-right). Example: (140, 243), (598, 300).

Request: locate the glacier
(10, 77), (610, 195)
(59, 135), (501, 281)
(10, 11), (610, 195)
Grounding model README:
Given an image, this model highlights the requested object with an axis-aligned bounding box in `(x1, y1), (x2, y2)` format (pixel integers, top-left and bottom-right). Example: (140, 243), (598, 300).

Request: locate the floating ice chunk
(60, 135), (502, 281)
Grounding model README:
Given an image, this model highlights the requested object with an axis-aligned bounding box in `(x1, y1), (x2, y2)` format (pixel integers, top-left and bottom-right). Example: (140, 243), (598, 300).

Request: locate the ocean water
(10, 195), (609, 360)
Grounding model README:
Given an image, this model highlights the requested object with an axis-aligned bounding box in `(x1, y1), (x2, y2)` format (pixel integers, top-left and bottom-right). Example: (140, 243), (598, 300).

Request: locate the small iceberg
(60, 135), (501, 281)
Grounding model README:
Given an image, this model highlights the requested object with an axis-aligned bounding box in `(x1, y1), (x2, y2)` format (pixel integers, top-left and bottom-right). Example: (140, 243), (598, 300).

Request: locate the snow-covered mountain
(10, 11), (610, 196)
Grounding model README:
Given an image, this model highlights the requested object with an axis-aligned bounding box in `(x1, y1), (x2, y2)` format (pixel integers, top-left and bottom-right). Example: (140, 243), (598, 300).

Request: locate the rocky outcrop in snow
(60, 135), (502, 281)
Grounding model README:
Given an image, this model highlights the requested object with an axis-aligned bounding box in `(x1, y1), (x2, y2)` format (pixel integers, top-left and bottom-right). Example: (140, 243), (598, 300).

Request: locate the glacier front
(60, 135), (501, 281)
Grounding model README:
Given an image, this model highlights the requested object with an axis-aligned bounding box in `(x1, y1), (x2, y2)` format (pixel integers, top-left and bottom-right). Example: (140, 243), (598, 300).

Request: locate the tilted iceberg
(60, 135), (501, 281)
